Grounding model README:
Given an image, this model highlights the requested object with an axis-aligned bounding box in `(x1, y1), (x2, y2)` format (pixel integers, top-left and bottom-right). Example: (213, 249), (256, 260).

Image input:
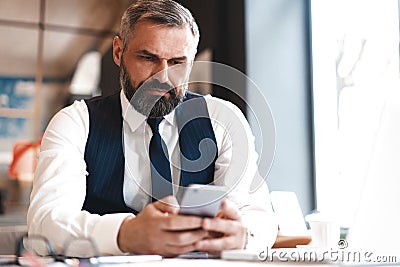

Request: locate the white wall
(245, 0), (314, 214)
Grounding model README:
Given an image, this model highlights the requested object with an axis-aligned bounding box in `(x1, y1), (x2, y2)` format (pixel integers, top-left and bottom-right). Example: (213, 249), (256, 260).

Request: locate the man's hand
(194, 199), (247, 255)
(117, 196), (207, 257)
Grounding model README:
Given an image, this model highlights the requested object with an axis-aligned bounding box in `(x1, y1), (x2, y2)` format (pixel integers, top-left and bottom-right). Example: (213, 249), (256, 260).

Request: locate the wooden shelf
(0, 108), (33, 118)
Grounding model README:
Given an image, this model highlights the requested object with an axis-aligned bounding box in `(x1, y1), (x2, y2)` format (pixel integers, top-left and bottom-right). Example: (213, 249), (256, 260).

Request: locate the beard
(120, 61), (184, 118)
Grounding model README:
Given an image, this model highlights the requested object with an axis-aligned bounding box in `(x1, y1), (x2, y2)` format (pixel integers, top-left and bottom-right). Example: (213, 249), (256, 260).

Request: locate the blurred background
(0, 0), (399, 240)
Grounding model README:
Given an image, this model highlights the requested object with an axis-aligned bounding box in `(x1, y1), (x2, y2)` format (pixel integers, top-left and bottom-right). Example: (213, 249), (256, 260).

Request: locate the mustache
(138, 79), (174, 93)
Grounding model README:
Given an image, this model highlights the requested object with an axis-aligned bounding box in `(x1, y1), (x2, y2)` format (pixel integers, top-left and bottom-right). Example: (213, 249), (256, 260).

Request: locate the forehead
(125, 20), (196, 58)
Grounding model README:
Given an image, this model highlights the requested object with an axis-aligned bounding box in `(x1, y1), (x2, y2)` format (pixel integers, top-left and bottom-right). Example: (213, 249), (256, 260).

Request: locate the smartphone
(179, 184), (227, 217)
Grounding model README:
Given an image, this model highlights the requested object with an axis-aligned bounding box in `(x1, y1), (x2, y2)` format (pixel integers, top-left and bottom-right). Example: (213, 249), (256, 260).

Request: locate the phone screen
(179, 184), (227, 217)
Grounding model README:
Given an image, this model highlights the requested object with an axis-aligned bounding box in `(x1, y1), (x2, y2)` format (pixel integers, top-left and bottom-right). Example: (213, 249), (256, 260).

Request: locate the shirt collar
(164, 108), (175, 126)
(120, 90), (176, 132)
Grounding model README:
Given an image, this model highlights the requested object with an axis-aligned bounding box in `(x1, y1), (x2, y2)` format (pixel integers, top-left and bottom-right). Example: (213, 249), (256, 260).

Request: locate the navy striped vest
(82, 92), (217, 215)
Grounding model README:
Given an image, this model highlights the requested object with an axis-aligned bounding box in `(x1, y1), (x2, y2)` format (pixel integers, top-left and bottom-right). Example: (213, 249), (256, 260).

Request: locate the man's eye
(171, 60), (185, 65)
(140, 55), (154, 61)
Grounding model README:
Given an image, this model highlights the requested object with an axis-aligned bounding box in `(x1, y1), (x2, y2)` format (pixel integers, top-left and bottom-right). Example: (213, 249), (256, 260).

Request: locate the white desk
(101, 258), (329, 267)
(108, 257), (400, 266)
(2, 252), (399, 267)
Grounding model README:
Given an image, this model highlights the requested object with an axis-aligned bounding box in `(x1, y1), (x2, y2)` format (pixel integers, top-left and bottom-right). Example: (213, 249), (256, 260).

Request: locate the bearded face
(120, 60), (184, 118)
(113, 21), (196, 117)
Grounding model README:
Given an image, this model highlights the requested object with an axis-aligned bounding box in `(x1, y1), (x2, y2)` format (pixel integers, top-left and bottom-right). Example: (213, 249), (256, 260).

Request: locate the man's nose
(154, 60), (169, 84)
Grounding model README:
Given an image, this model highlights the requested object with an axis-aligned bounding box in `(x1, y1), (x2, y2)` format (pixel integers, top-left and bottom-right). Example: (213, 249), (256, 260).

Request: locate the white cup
(305, 213), (340, 248)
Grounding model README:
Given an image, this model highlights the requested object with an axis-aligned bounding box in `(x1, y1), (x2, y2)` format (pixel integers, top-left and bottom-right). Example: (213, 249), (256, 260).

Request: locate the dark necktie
(147, 117), (173, 202)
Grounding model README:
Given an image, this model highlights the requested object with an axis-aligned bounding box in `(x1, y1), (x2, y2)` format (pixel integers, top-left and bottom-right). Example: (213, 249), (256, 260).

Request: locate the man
(28, 0), (277, 257)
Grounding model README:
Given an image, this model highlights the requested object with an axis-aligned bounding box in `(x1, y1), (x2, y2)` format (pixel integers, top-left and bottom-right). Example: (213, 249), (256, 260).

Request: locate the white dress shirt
(28, 90), (277, 255)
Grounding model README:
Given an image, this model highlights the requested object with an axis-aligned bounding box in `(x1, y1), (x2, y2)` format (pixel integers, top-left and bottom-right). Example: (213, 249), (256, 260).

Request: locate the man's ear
(113, 35), (123, 67)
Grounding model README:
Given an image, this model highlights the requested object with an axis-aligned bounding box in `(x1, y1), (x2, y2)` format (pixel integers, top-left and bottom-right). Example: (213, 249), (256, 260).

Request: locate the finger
(218, 199), (241, 220)
(202, 217), (242, 235)
(195, 235), (238, 252)
(164, 229), (208, 246)
(160, 214), (203, 231)
(153, 196), (180, 214)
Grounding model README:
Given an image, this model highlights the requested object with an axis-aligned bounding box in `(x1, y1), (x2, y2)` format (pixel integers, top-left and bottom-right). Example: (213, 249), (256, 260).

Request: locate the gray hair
(119, 0), (200, 51)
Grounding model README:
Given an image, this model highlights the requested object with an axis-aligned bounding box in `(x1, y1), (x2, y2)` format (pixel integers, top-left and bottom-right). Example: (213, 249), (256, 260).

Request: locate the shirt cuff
(91, 213), (134, 255)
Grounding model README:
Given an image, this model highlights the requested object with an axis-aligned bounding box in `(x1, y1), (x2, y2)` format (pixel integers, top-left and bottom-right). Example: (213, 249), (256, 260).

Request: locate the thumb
(152, 195), (180, 214)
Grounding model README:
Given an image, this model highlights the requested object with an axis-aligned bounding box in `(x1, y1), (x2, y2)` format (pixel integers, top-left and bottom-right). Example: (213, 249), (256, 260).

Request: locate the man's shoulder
(183, 92), (238, 110)
(42, 98), (89, 148)
(58, 98), (88, 118)
(202, 94), (245, 118)
(57, 93), (119, 118)
(181, 92), (242, 119)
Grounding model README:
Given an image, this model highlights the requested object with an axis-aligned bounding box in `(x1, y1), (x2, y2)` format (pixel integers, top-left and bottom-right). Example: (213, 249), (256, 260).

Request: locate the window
(311, 0), (400, 227)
